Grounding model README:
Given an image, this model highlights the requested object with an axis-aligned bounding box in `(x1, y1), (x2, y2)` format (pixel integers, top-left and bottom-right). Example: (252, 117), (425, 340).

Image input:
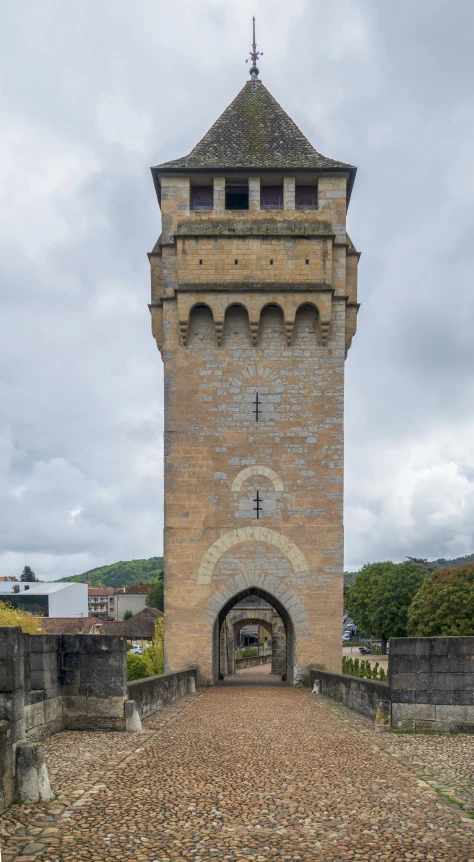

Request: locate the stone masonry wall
(312, 669), (390, 725)
(390, 637), (474, 731)
(163, 299), (346, 684)
(127, 669), (197, 720)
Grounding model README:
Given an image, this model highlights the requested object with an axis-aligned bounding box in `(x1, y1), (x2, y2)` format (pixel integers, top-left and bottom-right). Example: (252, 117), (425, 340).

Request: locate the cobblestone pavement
(1, 685), (473, 862)
(318, 696), (474, 815)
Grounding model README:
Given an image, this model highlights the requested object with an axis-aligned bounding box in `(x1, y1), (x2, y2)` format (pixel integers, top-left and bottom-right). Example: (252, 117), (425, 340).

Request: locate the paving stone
(0, 685), (473, 860)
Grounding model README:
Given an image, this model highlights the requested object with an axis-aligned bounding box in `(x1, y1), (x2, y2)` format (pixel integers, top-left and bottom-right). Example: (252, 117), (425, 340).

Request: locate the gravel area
(0, 684), (473, 861)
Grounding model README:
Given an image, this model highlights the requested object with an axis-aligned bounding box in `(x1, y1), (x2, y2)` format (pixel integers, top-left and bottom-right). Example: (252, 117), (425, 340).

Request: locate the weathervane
(246, 16), (262, 80)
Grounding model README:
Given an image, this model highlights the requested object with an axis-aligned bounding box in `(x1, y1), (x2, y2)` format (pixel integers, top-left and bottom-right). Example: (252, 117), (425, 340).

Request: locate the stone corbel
(250, 318), (259, 346)
(179, 317), (188, 346)
(284, 313), (296, 346)
(214, 319), (224, 346)
(320, 317), (331, 346)
(149, 302), (164, 355)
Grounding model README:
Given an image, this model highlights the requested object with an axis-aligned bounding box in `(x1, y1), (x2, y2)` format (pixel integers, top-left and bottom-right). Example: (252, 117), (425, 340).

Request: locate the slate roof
(102, 606), (163, 639)
(153, 80), (355, 175)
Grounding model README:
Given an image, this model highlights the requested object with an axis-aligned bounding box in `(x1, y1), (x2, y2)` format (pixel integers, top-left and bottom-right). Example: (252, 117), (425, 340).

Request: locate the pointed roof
(153, 80), (355, 175)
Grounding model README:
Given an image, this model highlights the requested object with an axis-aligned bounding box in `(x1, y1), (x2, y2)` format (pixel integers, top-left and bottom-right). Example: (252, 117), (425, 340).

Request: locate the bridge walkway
(0, 682), (472, 861)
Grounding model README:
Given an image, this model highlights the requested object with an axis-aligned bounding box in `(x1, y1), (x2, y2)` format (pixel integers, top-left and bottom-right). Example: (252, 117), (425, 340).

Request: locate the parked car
(129, 645), (143, 655)
(342, 631), (352, 642)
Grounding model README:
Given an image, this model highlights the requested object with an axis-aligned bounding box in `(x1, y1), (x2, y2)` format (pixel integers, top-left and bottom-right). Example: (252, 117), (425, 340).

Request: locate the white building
(107, 591), (147, 621)
(0, 582), (88, 618)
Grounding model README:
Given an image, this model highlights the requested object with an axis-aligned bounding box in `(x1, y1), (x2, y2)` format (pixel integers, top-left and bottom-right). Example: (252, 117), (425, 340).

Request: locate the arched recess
(231, 465), (284, 493)
(222, 303), (251, 347)
(292, 302), (320, 345)
(258, 303), (286, 348)
(211, 586), (296, 684)
(197, 526), (308, 584)
(293, 300), (330, 346)
(186, 303), (216, 347)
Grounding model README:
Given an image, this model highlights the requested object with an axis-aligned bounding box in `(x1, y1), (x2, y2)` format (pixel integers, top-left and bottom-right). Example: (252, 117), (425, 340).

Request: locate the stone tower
(149, 60), (359, 684)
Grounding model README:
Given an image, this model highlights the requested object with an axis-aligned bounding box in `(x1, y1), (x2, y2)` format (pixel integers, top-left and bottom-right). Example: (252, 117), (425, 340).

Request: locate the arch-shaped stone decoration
(231, 465), (284, 493)
(197, 526), (307, 585)
(205, 577), (310, 637)
(230, 365), (285, 394)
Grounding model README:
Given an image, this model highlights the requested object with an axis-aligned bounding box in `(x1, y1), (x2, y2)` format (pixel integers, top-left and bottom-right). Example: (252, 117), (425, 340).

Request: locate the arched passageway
(212, 587), (295, 684)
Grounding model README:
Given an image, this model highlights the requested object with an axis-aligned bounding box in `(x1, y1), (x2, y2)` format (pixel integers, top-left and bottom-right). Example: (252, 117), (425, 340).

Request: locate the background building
(0, 582), (88, 618)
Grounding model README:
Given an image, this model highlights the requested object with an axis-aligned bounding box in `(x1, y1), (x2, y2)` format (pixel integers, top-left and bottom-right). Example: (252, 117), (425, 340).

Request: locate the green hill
(56, 556), (163, 589)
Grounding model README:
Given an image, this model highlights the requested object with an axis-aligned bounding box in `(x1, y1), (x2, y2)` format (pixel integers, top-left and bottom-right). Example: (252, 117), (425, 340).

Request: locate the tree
(146, 580), (164, 611)
(407, 563), (474, 636)
(346, 561), (426, 652)
(20, 566), (37, 582)
(0, 601), (41, 634)
(123, 609), (133, 620)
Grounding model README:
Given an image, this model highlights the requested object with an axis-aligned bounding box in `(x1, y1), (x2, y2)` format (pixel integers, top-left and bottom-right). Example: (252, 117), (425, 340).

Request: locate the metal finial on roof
(246, 16), (262, 80)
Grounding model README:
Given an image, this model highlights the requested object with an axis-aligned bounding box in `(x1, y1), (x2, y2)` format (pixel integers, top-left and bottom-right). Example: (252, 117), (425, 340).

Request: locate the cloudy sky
(1, 0), (473, 580)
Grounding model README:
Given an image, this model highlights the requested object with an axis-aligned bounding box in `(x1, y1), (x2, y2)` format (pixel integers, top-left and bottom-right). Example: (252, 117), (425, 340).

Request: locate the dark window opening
(225, 182), (249, 210)
(295, 184), (318, 210)
(199, 259), (203, 265)
(260, 185), (283, 210)
(305, 259), (309, 265)
(270, 259), (273, 265)
(235, 259), (238, 265)
(190, 185), (214, 211)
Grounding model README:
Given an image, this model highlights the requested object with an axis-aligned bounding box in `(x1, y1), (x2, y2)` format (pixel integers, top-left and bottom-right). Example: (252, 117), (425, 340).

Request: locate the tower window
(305, 259), (309, 265)
(261, 184), (283, 210)
(295, 185), (318, 210)
(235, 259), (238, 265)
(199, 259), (203, 265)
(190, 185), (213, 211)
(225, 182), (249, 210)
(270, 259), (273, 265)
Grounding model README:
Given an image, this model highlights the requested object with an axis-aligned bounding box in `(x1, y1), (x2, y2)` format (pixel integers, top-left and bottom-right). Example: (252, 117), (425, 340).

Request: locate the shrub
(127, 653), (149, 681)
(0, 601), (41, 634)
(235, 647), (258, 659)
(342, 655), (387, 682)
(126, 618), (165, 680)
(143, 618), (165, 676)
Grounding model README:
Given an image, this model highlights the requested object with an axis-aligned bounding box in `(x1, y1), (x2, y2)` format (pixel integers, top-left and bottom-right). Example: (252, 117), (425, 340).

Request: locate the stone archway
(220, 594), (287, 679)
(210, 585), (298, 685)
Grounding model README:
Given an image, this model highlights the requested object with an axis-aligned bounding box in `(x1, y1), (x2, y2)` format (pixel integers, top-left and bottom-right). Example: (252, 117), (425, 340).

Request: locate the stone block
(390, 638), (432, 657)
(391, 703), (436, 722)
(432, 672), (474, 691)
(0, 656), (24, 692)
(0, 689), (24, 723)
(125, 700), (142, 732)
(435, 704), (474, 726)
(15, 743), (52, 803)
(432, 636), (474, 656)
(390, 672), (430, 691)
(0, 720), (14, 813)
(0, 627), (23, 659)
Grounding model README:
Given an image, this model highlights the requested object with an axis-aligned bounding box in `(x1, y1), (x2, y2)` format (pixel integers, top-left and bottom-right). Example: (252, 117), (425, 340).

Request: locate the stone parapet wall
(311, 669), (390, 724)
(390, 637), (474, 731)
(127, 669), (197, 720)
(0, 626), (129, 813)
